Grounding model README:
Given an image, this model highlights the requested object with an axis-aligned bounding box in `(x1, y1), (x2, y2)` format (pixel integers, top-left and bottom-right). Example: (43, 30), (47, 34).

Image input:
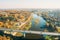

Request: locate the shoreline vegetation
(0, 9), (32, 37)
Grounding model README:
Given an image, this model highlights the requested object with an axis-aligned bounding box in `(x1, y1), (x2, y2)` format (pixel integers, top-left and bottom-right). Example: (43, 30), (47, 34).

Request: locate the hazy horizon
(0, 0), (60, 9)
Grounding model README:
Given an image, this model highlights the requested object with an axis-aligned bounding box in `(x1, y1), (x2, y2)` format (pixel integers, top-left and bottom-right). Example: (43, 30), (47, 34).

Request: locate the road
(0, 28), (60, 36)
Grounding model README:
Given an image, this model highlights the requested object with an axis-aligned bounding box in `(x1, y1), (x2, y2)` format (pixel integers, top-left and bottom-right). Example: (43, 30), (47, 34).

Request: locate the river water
(30, 13), (46, 31)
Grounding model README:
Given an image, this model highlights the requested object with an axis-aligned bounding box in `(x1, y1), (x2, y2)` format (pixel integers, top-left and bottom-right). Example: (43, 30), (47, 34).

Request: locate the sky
(0, 0), (60, 9)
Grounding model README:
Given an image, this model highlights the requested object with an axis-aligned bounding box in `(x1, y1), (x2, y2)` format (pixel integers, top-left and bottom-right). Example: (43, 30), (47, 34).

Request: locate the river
(30, 13), (46, 31)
